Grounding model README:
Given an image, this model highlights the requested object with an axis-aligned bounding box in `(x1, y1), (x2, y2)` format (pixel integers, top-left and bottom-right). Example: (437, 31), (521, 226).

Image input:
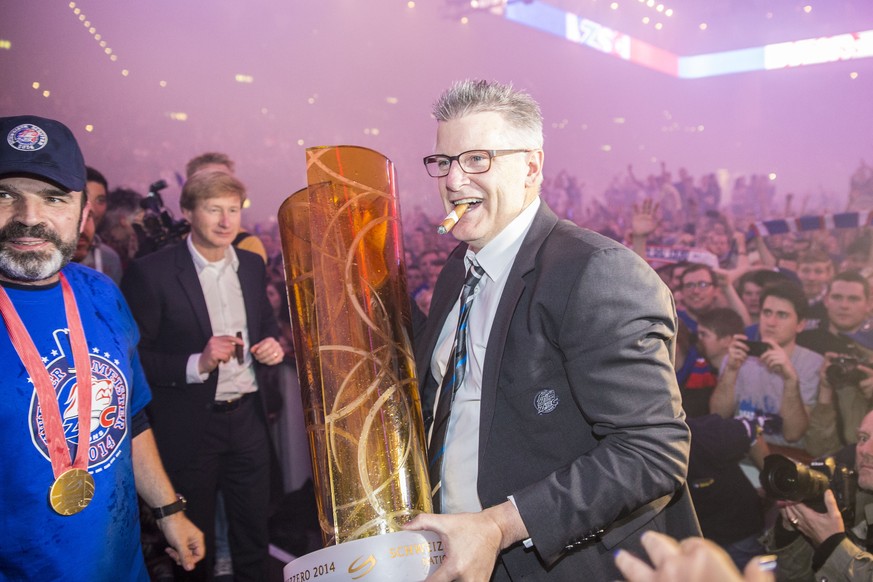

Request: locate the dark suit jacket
(417, 202), (700, 580)
(121, 242), (279, 472)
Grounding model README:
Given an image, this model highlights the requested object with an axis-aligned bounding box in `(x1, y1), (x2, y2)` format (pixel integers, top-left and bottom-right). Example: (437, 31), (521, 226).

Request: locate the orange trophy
(279, 146), (444, 581)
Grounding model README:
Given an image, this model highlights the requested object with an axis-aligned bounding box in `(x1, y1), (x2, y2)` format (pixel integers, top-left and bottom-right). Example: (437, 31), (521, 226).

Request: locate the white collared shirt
(431, 196), (541, 514)
(184, 237), (258, 400)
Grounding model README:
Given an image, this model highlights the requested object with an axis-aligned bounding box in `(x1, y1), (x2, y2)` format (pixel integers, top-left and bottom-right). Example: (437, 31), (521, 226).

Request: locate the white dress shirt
(184, 237), (258, 400)
(431, 197), (540, 514)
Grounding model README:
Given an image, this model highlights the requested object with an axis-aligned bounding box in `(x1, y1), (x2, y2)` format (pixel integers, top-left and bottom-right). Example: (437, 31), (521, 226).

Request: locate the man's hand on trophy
(403, 501), (528, 581)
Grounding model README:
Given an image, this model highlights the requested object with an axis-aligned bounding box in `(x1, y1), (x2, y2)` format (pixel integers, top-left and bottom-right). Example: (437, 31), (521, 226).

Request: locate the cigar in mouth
(437, 203), (470, 235)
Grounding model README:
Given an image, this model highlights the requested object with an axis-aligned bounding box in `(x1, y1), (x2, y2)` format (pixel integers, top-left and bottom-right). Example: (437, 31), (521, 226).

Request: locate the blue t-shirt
(0, 264), (151, 582)
(676, 310), (717, 386)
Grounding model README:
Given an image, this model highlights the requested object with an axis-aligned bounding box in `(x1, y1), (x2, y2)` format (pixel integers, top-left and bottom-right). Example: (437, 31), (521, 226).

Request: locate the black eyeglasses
(682, 281), (714, 290)
(422, 149), (532, 178)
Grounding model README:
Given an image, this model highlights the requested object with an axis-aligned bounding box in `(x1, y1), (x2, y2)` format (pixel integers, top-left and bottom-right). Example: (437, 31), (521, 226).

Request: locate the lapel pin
(534, 389), (559, 415)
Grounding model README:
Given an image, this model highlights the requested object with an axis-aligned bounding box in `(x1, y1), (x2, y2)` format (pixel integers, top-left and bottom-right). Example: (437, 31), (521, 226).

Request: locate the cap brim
(0, 161), (85, 192)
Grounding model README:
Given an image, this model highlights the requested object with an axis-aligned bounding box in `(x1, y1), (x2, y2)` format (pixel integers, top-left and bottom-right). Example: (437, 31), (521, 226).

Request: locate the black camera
(826, 356), (870, 388)
(134, 179), (190, 257)
(760, 454), (854, 519)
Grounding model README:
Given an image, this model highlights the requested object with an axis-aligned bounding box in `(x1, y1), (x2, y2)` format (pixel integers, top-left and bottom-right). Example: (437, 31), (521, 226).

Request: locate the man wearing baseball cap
(0, 115), (204, 580)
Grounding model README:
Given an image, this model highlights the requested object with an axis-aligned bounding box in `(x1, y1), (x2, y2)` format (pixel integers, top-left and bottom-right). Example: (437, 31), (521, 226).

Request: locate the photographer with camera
(805, 348), (873, 458)
(795, 272), (873, 457)
(134, 178), (191, 257)
(763, 409), (873, 580)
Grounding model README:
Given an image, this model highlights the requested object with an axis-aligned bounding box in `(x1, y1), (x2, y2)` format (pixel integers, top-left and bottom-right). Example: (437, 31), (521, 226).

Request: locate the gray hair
(432, 79), (544, 149)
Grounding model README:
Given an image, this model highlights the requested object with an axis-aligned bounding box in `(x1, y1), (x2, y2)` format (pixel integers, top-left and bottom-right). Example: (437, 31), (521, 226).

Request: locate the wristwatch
(152, 493), (187, 520)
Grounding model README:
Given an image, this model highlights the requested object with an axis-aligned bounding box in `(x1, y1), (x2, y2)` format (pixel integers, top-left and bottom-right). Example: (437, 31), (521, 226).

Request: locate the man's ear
(524, 150), (544, 189)
(795, 318), (806, 335)
(79, 201), (92, 235)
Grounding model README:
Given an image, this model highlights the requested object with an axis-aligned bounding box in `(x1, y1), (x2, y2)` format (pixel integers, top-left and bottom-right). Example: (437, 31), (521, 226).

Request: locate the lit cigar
(437, 203), (470, 235)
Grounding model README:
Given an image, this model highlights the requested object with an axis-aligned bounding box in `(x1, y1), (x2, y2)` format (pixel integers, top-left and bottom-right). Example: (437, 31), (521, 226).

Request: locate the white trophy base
(284, 530), (445, 582)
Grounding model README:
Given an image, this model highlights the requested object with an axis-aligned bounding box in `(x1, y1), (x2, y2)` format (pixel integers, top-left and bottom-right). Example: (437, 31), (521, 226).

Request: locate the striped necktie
(427, 260), (485, 512)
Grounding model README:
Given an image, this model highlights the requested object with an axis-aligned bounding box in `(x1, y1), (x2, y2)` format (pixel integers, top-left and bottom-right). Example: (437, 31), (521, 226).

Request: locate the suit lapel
(478, 202), (559, 456)
(175, 243), (213, 341)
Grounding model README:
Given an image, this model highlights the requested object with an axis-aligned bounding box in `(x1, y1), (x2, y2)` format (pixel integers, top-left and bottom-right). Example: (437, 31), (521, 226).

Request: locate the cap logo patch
(7, 123), (48, 152)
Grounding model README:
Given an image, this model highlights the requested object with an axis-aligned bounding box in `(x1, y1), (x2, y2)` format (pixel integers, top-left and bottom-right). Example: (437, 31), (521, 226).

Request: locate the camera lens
(761, 454), (830, 502)
(770, 465), (798, 494)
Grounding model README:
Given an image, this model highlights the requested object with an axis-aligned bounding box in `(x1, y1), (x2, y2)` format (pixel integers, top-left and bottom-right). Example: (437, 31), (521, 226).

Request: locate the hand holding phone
(742, 339), (770, 358)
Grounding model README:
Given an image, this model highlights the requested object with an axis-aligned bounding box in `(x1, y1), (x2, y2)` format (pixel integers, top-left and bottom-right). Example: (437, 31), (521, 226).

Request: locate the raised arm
(710, 335), (748, 418)
(630, 198), (659, 260)
(717, 268), (752, 326)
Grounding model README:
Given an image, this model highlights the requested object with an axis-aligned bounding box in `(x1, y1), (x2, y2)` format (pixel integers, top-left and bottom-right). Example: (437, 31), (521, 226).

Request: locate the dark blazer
(417, 202), (700, 580)
(121, 242), (279, 472)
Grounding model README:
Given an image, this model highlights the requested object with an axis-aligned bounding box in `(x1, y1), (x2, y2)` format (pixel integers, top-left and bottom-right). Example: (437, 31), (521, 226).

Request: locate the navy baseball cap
(0, 115), (86, 192)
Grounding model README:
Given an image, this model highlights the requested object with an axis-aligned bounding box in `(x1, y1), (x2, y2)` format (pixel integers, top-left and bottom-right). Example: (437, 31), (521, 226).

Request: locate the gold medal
(49, 468), (95, 516)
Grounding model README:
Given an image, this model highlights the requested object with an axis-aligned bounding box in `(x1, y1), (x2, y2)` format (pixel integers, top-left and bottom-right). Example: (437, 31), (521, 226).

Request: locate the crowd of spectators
(585, 160), (873, 578)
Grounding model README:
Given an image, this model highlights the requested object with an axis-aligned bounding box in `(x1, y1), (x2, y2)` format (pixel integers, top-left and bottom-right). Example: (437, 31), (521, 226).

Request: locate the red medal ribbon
(0, 272), (92, 476)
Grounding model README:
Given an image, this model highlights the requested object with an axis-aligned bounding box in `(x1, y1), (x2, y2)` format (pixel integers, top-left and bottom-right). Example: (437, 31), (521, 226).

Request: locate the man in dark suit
(405, 80), (699, 580)
(121, 170), (284, 581)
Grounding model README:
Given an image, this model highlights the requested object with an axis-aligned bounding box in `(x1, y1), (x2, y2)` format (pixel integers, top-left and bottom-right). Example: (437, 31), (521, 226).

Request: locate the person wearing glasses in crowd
(678, 264), (750, 331)
(403, 80), (698, 581)
(673, 264), (750, 419)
